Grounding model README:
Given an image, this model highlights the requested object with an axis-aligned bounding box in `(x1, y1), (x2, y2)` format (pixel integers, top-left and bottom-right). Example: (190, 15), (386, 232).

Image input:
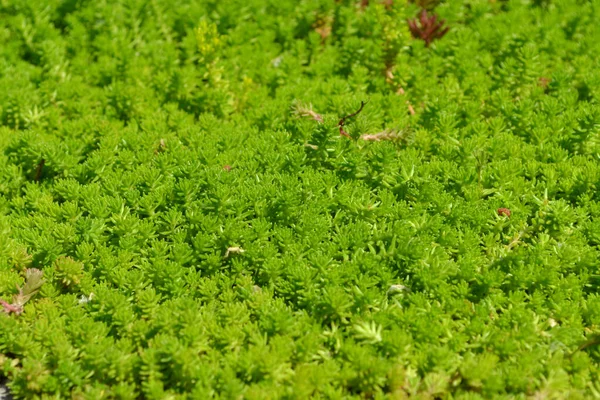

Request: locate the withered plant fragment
(0, 268), (44, 315)
(408, 0), (442, 10)
(292, 102), (323, 123)
(571, 333), (600, 356)
(0, 300), (22, 315)
(154, 139), (167, 155)
(225, 247), (245, 258)
(385, 66), (395, 83)
(35, 158), (45, 182)
(313, 15), (333, 45)
(497, 208), (511, 217)
(339, 101), (368, 138)
(361, 128), (411, 143)
(538, 77), (551, 89)
(408, 9), (449, 47)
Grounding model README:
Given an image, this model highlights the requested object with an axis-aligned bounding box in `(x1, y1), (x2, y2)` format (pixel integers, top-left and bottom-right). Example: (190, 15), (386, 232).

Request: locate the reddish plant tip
(497, 208), (511, 217)
(1, 299), (23, 315)
(339, 126), (351, 138)
(407, 9), (450, 47)
(223, 165), (232, 172)
(538, 77), (551, 88)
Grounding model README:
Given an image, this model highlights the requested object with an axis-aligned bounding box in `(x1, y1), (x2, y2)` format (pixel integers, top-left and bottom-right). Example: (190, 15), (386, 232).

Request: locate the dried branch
(570, 333), (600, 357)
(339, 101), (369, 138)
(35, 158), (45, 182)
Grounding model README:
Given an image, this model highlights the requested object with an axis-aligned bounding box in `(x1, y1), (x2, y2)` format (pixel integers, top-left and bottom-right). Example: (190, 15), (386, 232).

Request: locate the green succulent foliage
(52, 256), (84, 288)
(0, 0), (599, 398)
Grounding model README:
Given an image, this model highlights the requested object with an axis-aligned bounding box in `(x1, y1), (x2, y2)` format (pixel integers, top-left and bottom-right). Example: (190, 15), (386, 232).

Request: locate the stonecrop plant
(1, 0), (600, 398)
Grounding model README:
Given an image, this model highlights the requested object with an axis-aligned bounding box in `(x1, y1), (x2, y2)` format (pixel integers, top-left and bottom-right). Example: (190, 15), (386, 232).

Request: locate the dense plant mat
(1, 0), (600, 398)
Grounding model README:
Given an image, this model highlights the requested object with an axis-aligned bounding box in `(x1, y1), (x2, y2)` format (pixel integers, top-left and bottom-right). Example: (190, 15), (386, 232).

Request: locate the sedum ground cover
(1, 0), (600, 398)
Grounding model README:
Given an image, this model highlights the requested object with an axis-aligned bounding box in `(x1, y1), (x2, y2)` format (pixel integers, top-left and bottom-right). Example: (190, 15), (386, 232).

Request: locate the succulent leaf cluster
(0, 0), (599, 398)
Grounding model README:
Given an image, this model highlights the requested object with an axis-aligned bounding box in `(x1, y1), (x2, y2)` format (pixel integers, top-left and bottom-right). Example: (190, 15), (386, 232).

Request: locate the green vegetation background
(1, 0), (600, 398)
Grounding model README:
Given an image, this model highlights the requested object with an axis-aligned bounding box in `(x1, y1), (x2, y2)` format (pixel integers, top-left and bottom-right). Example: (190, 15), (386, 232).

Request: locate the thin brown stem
(35, 158), (45, 182)
(339, 100), (369, 138)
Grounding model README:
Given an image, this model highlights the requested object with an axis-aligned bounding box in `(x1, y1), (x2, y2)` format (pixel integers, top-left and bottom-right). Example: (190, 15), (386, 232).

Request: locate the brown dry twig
(570, 334), (600, 357)
(339, 100), (369, 138)
(35, 158), (45, 182)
